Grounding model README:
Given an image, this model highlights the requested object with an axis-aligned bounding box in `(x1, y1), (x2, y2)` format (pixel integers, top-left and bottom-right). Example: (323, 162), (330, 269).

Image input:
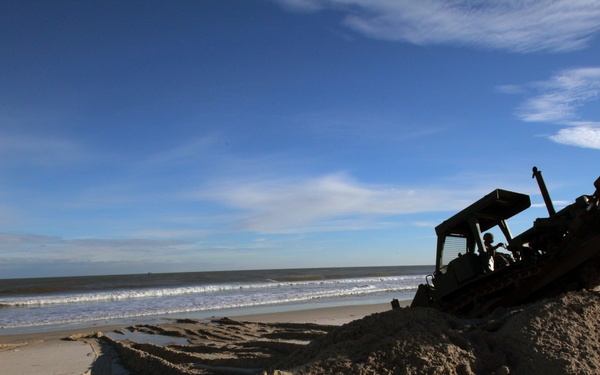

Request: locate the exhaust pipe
(532, 166), (556, 216)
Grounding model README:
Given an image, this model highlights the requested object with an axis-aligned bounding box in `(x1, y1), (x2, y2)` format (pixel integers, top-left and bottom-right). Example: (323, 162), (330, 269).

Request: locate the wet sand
(0, 301), (398, 375)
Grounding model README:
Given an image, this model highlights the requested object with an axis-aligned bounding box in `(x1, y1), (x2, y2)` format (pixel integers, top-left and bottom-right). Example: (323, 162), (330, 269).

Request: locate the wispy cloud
(0, 133), (96, 168)
(508, 67), (600, 149)
(199, 173), (482, 234)
(293, 111), (445, 144)
(518, 67), (600, 123)
(276, 0), (324, 12)
(131, 229), (213, 240)
(549, 126), (600, 149)
(0, 231), (302, 277)
(0, 168), (524, 276)
(275, 0), (600, 53)
(140, 137), (219, 167)
(0, 233), (193, 263)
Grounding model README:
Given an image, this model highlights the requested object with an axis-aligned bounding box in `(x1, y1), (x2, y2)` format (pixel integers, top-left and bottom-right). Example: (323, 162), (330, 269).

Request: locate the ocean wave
(0, 275), (423, 307)
(0, 285), (417, 329)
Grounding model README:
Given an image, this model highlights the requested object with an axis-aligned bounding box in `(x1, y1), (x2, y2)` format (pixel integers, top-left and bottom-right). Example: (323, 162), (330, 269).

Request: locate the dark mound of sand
(82, 290), (600, 375)
(276, 290), (600, 374)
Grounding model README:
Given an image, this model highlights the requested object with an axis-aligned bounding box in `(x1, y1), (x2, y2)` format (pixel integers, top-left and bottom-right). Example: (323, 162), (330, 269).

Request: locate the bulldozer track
(445, 266), (542, 314)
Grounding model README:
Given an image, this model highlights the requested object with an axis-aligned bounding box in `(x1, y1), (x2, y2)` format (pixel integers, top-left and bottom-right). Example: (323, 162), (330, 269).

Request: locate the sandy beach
(2, 292), (600, 374)
(0, 301), (397, 375)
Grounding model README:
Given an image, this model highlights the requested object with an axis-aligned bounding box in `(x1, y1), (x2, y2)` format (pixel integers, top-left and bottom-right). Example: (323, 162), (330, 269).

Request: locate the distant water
(0, 266), (431, 333)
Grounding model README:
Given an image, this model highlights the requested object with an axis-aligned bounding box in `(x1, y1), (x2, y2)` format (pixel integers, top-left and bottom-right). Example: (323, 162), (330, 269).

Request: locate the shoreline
(0, 292), (414, 336)
(0, 301), (405, 344)
(0, 300), (409, 374)
(233, 301), (403, 325)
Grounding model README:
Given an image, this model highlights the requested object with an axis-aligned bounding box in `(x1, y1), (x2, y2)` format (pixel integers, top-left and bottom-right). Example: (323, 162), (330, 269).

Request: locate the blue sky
(1, 0), (600, 278)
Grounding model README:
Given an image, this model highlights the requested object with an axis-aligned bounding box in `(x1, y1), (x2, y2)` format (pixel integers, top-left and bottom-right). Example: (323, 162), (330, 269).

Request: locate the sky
(1, 0), (600, 278)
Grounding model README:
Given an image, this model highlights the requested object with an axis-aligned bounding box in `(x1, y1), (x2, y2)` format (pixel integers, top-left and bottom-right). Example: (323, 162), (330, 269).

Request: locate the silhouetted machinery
(411, 167), (600, 317)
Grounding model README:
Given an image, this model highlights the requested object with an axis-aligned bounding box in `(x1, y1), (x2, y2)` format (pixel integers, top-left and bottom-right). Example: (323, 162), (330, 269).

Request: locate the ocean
(0, 266), (431, 334)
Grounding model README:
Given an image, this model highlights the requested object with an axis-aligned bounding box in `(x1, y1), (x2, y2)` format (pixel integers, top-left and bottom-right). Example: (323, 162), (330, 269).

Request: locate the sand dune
(54, 291), (600, 374)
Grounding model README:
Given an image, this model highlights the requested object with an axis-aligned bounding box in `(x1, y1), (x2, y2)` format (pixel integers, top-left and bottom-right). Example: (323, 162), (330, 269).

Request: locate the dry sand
(1, 293), (600, 374)
(0, 323), (131, 375)
(0, 302), (394, 375)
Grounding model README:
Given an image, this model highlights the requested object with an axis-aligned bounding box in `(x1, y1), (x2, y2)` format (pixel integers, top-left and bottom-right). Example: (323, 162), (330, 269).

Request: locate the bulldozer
(410, 167), (600, 317)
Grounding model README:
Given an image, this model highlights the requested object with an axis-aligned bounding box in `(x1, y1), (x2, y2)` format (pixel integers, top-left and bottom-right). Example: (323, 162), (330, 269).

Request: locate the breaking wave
(0, 275), (421, 308)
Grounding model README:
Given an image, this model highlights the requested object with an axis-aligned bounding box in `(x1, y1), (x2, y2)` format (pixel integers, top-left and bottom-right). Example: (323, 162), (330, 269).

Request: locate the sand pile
(278, 290), (600, 374)
(82, 290), (600, 375)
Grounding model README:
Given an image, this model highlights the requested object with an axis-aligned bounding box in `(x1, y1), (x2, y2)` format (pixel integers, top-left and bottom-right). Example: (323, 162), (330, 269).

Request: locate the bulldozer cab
(431, 189), (531, 296)
(410, 168), (600, 316)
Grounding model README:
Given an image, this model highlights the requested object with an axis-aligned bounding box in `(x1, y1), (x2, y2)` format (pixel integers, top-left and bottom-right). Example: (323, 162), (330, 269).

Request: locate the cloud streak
(512, 67), (600, 149)
(0, 133), (95, 168)
(276, 0), (600, 53)
(200, 173), (481, 234)
(294, 111), (445, 144)
(0, 233), (193, 263)
(0, 168), (527, 276)
(518, 67), (600, 124)
(549, 126), (600, 149)
(0, 232), (210, 278)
